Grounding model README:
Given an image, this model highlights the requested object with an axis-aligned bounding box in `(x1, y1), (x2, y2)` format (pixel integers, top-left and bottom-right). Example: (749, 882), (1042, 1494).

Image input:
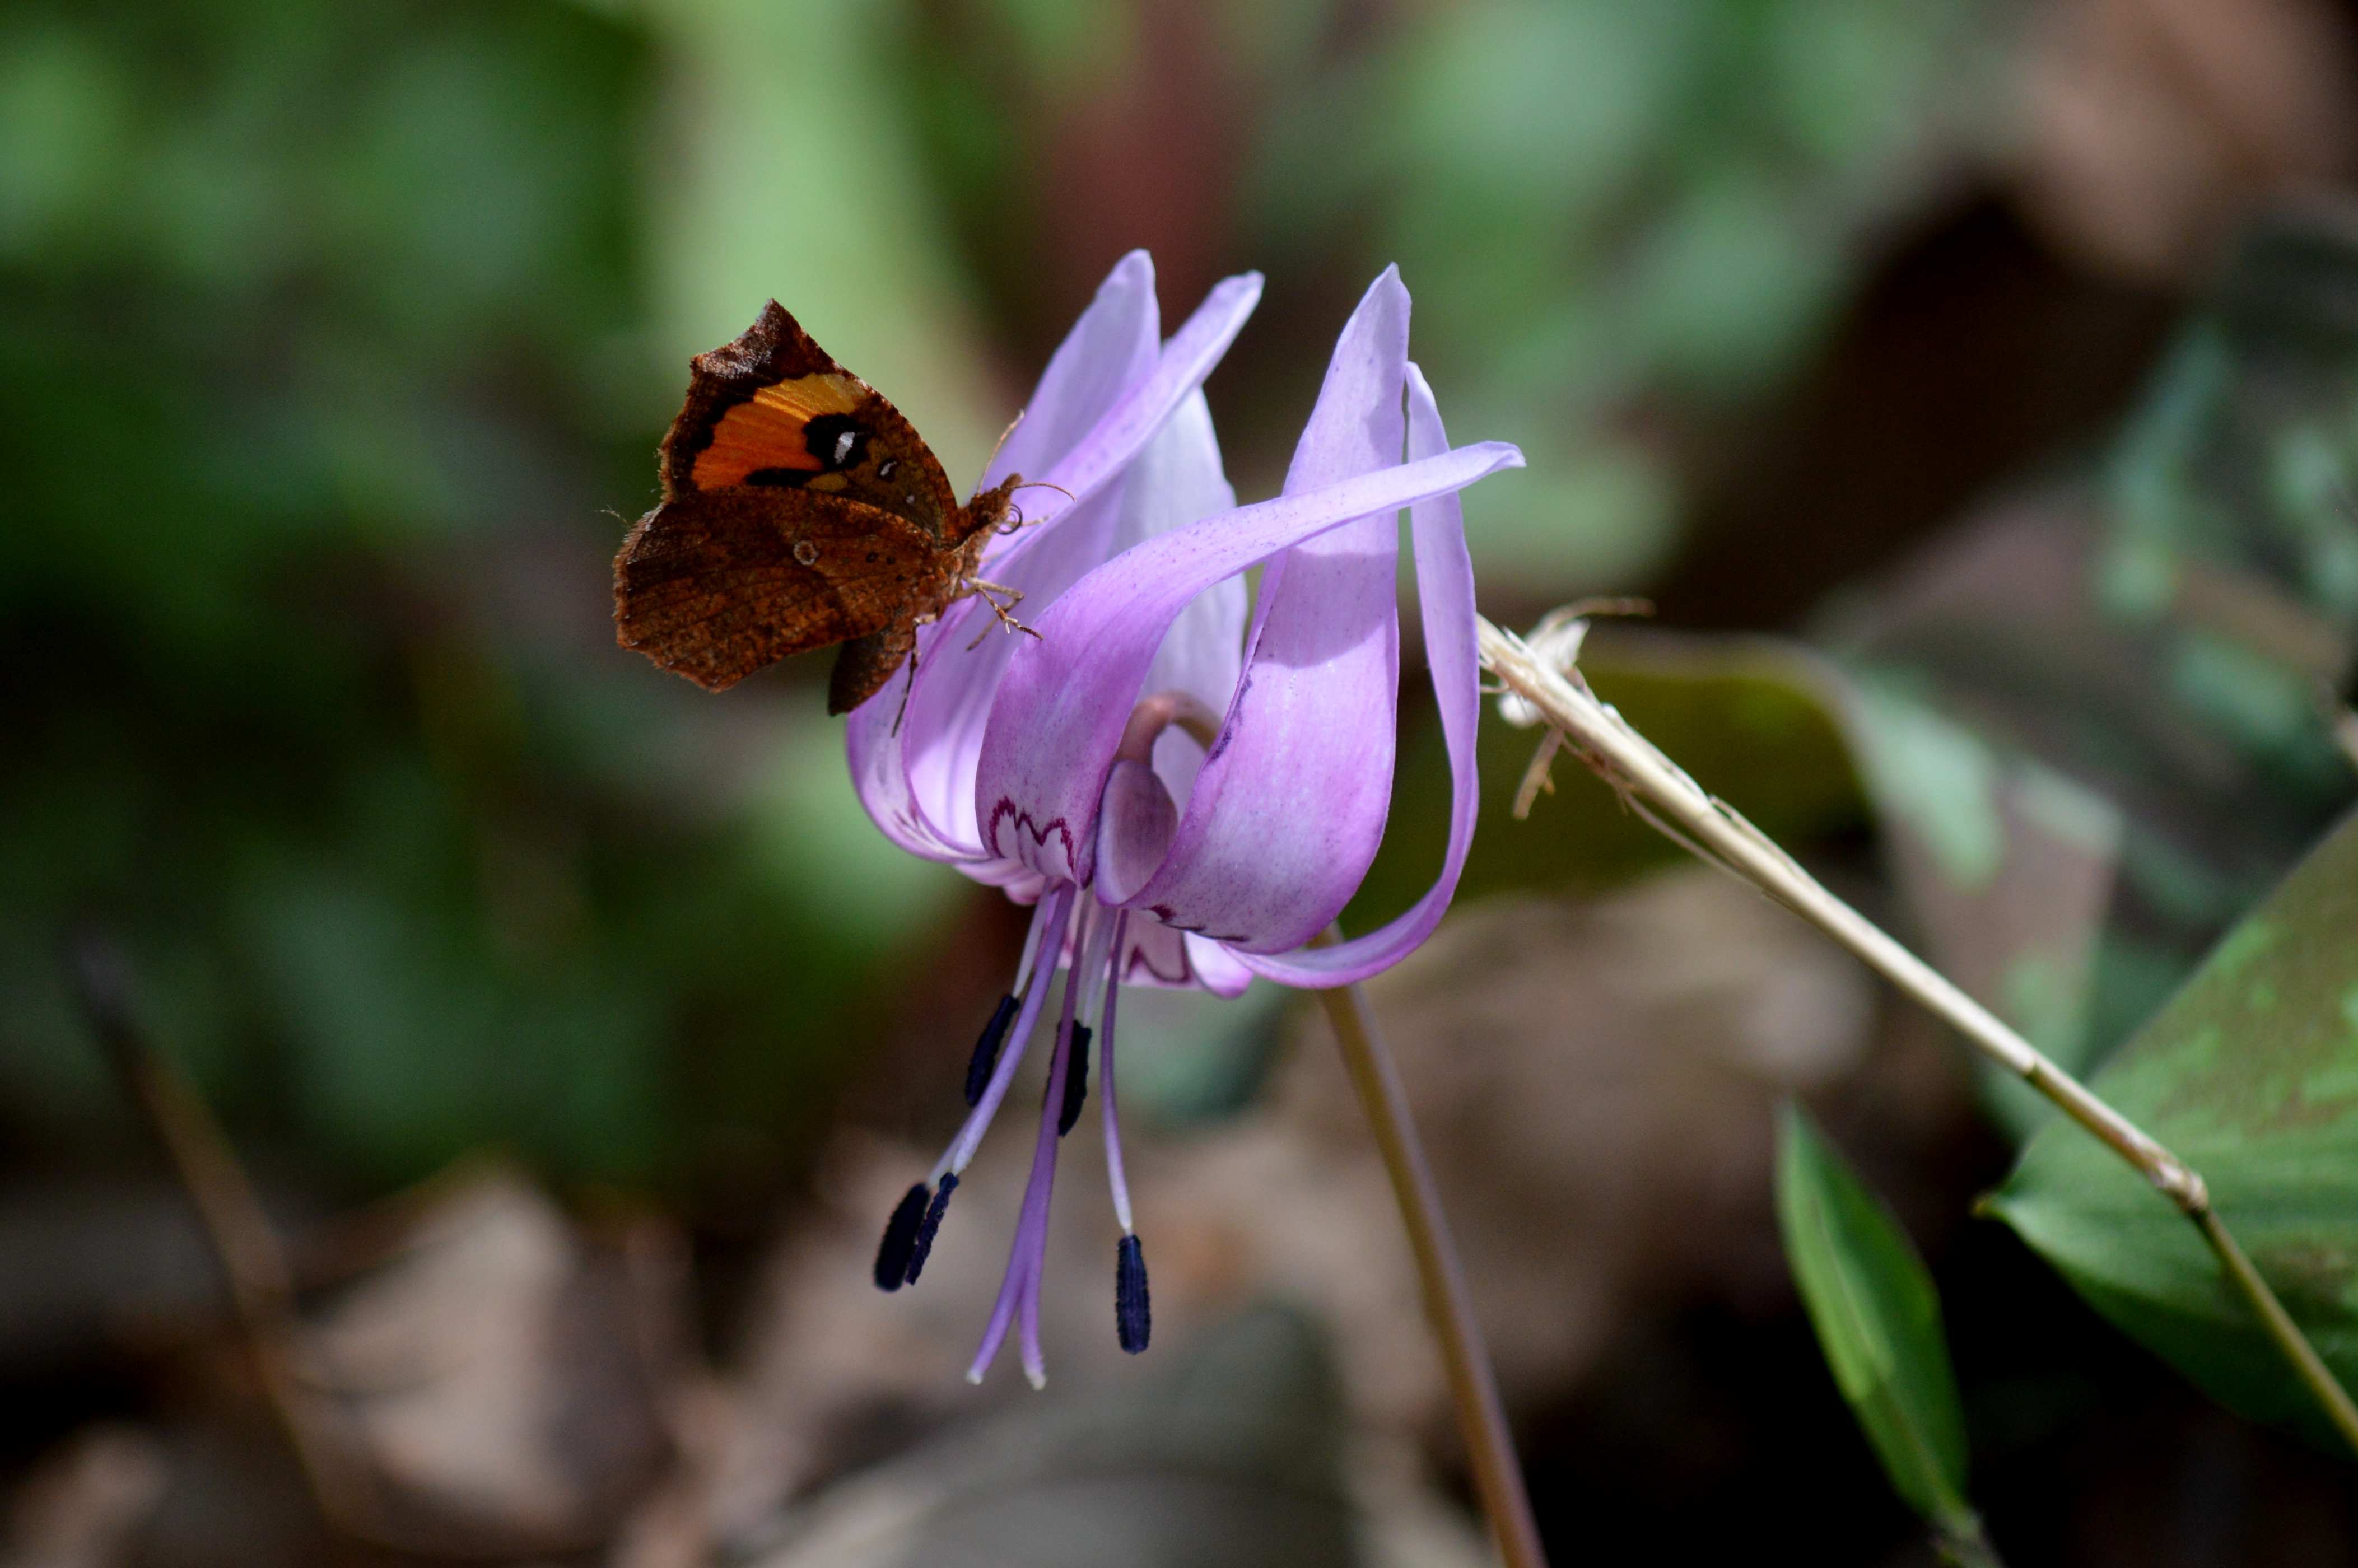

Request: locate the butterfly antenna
(979, 409), (1026, 480)
(998, 479), (1073, 535)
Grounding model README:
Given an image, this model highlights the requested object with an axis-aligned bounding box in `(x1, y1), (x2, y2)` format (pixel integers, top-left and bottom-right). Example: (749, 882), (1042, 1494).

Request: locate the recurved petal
(1121, 270), (1409, 956)
(1019, 270), (1262, 547)
(973, 441), (1525, 888)
(1120, 391), (1245, 813)
(846, 265), (1256, 865)
(1237, 362), (1483, 987)
(1182, 932), (1254, 997)
(981, 251), (1161, 497)
(1107, 916), (1252, 997)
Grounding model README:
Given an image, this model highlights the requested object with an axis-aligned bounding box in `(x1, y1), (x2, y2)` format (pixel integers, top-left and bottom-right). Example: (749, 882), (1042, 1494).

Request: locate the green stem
(2194, 1207), (2358, 1454)
(1309, 941), (1549, 1568)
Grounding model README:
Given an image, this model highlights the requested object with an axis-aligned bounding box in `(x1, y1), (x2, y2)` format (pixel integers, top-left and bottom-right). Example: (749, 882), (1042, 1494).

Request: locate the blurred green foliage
(0, 0), (2027, 1202)
(1829, 213), (2358, 1123)
(1350, 634), (1866, 931)
(0, 0), (911, 1192)
(1253, 0), (1993, 586)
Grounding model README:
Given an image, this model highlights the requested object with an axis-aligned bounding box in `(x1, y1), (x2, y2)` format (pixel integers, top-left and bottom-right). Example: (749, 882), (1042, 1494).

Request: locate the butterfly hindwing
(613, 487), (948, 693)
(827, 622), (919, 717)
(658, 302), (962, 540)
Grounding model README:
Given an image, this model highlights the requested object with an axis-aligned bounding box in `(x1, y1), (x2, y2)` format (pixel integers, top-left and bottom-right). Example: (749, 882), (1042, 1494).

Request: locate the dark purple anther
(906, 1171), (958, 1284)
(1056, 1024), (1092, 1136)
(964, 993), (1020, 1107)
(1115, 1233), (1150, 1353)
(874, 1182), (929, 1291)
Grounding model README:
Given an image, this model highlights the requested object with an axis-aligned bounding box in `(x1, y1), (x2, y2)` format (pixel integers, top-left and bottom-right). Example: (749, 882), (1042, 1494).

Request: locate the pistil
(970, 903), (1096, 1386)
(1098, 912), (1149, 1352)
(1115, 689), (1223, 764)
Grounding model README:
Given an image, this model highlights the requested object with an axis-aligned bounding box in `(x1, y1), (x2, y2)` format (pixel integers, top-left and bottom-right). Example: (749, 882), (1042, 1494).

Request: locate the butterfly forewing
(614, 487), (948, 693)
(658, 301), (962, 539)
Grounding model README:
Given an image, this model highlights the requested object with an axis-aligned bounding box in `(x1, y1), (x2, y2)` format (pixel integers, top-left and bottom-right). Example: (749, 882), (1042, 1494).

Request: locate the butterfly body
(614, 301), (1024, 713)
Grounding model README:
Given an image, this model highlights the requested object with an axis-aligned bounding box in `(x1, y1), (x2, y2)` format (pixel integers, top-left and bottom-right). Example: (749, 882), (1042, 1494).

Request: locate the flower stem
(1310, 936), (1549, 1568)
(1475, 614), (2358, 1460)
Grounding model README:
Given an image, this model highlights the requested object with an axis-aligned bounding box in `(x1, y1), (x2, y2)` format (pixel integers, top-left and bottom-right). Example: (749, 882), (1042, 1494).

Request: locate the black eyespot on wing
(803, 413), (870, 472)
(743, 466), (814, 488)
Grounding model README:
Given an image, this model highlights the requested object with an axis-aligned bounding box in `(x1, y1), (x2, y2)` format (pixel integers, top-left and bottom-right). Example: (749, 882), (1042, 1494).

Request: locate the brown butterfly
(614, 302), (1036, 714)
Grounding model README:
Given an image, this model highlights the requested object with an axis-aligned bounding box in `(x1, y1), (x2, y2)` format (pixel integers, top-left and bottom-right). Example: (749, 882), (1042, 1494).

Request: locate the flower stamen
(1097, 911), (1150, 1353)
(905, 1172), (957, 1284)
(963, 995), (1019, 1107)
(935, 884), (1077, 1183)
(1098, 911), (1136, 1234)
(873, 1183), (929, 1292)
(1057, 907), (1115, 1141)
(1116, 1234), (1151, 1354)
(1056, 1024), (1091, 1136)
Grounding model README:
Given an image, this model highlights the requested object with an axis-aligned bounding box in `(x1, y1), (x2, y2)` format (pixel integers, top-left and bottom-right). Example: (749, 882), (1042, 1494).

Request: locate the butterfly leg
(959, 578), (1041, 651)
(891, 626), (924, 734)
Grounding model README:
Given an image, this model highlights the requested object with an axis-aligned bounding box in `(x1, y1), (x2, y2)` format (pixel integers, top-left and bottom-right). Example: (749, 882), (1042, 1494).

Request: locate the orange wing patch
(689, 373), (866, 490)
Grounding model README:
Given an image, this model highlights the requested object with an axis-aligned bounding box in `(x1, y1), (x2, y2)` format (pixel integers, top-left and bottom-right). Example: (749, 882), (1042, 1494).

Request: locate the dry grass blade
(1474, 612), (2358, 1459)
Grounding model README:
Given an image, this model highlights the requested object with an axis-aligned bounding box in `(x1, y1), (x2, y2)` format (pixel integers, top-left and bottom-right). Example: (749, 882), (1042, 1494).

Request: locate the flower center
(1098, 690), (1222, 907)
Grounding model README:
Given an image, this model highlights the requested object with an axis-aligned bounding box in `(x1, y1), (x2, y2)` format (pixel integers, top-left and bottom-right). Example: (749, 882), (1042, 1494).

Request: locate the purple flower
(849, 254), (1519, 1385)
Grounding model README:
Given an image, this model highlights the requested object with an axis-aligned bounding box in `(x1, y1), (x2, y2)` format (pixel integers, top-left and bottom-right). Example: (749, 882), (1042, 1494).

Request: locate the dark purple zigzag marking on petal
(1122, 941), (1194, 986)
(1136, 906), (1246, 943)
(982, 799), (1078, 870)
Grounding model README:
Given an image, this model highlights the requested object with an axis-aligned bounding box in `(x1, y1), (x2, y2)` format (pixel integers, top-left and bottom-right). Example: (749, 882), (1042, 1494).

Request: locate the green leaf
(1776, 1103), (1977, 1534)
(1988, 806), (2358, 1447)
(1348, 629), (1866, 927)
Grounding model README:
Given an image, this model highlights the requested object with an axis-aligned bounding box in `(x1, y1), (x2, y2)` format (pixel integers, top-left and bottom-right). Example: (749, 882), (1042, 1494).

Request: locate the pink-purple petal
(846, 269), (1262, 871)
(1120, 270), (1410, 953)
(1236, 362), (1483, 987)
(1014, 272), (1263, 547)
(1119, 393), (1247, 815)
(980, 251), (1161, 497)
(974, 440), (1524, 888)
(1180, 932), (1254, 997)
(1095, 760), (1178, 906)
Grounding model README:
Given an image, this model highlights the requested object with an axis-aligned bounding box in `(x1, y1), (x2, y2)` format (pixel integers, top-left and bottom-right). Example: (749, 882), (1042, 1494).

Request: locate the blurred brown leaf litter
(5, 866), (1921, 1565)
